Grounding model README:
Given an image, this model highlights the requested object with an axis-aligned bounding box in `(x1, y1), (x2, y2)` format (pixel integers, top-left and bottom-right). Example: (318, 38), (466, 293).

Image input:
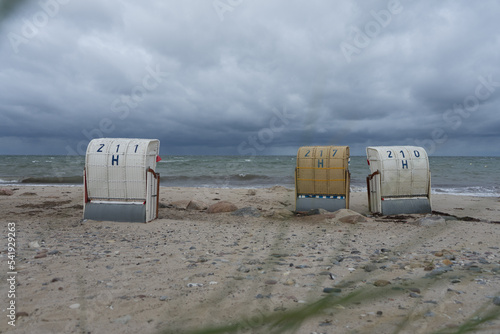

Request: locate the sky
(0, 0), (499, 156)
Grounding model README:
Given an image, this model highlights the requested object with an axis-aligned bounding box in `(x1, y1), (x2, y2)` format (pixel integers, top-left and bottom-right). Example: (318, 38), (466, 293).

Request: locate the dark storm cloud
(0, 0), (499, 156)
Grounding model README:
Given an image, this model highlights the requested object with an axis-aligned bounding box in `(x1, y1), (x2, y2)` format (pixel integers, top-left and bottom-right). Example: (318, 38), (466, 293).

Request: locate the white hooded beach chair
(83, 138), (160, 223)
(366, 146), (431, 215)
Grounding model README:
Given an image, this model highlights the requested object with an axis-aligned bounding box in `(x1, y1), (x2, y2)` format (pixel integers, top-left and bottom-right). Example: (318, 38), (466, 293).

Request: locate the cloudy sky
(1, 0), (499, 156)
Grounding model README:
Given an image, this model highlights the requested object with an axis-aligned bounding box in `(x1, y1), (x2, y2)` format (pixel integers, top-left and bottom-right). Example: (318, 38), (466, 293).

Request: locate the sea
(0, 155), (499, 197)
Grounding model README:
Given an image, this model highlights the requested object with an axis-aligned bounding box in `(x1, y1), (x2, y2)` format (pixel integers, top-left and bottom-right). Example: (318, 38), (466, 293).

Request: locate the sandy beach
(1, 186), (499, 334)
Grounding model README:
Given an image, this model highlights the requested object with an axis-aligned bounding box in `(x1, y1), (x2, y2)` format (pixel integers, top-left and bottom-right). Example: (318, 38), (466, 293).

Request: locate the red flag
(156, 155), (162, 162)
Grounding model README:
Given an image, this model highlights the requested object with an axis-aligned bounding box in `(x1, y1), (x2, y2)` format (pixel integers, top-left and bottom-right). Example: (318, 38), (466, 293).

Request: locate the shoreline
(2, 182), (499, 198)
(0, 186), (499, 333)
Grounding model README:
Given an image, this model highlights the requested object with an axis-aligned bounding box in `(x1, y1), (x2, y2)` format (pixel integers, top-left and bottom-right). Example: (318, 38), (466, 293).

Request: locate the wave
(432, 186), (499, 197)
(161, 173), (274, 182)
(350, 186), (367, 193)
(11, 173), (287, 187)
(0, 178), (17, 184)
(160, 173), (293, 188)
(21, 176), (83, 184)
(350, 186), (498, 197)
(4, 172), (498, 197)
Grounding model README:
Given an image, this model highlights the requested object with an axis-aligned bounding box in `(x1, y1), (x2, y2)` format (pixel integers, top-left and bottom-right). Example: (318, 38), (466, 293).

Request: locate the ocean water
(0, 155), (499, 197)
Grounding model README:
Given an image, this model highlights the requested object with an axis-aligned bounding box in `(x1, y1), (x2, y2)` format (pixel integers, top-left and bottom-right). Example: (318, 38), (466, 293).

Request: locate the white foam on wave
(350, 186), (367, 193)
(350, 186), (498, 197)
(432, 187), (499, 198)
(0, 178), (19, 184)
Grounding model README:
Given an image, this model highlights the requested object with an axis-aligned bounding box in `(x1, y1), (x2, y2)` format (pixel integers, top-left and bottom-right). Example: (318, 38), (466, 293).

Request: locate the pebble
(255, 294), (272, 299)
(231, 207), (261, 217)
(16, 311), (29, 318)
(187, 283), (203, 287)
(271, 253), (289, 258)
(493, 296), (500, 306)
(159, 296), (169, 301)
(364, 264), (378, 272)
(447, 288), (465, 295)
(115, 315), (131, 324)
(69, 304), (80, 309)
(237, 265), (250, 273)
(425, 266), (453, 278)
(442, 259), (453, 266)
(465, 264), (482, 273)
(318, 321), (333, 326)
(295, 265), (310, 269)
(29, 241), (41, 249)
(373, 280), (391, 287)
(34, 253), (47, 259)
(335, 255), (345, 262)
